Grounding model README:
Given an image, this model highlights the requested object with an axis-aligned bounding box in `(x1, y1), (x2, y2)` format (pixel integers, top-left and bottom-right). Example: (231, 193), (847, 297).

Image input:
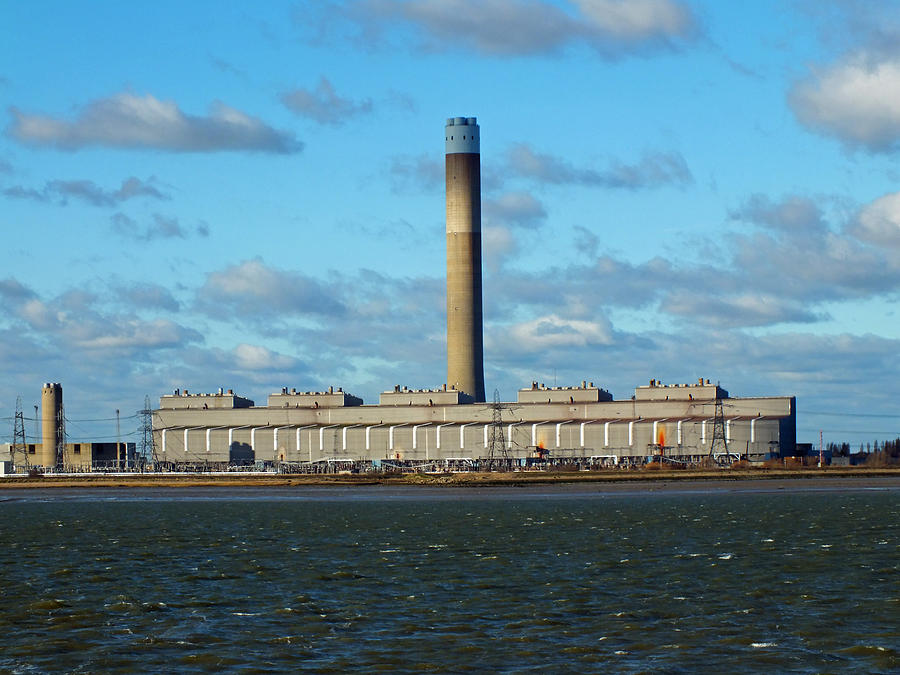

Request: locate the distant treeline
(828, 438), (900, 464)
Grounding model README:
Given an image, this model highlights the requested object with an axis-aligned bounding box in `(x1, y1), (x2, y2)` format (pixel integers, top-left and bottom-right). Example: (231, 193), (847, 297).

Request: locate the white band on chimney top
(445, 116), (479, 154)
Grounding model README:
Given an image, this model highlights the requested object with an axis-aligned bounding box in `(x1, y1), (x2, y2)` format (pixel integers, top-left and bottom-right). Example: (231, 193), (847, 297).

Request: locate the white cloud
(281, 77), (373, 125)
(573, 0), (693, 41)
(662, 290), (822, 328)
(482, 225), (518, 272)
(2, 176), (168, 206)
(0, 278), (36, 301)
(497, 313), (614, 354)
(233, 343), (299, 371)
(0, 280), (202, 360)
(345, 0), (697, 57)
(790, 56), (900, 152)
(75, 319), (196, 350)
(389, 152), (443, 192)
(730, 194), (826, 234)
(504, 144), (692, 189)
(483, 191), (547, 228)
(197, 258), (346, 318)
(853, 191), (900, 248)
(114, 283), (181, 312)
(111, 213), (208, 241)
(8, 92), (302, 153)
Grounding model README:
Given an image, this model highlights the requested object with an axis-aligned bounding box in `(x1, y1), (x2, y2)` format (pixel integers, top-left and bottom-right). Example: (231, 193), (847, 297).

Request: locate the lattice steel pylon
(55, 403), (66, 470)
(484, 388), (520, 470)
(138, 395), (156, 468)
(708, 397), (728, 463)
(12, 397), (28, 471)
(487, 389), (507, 463)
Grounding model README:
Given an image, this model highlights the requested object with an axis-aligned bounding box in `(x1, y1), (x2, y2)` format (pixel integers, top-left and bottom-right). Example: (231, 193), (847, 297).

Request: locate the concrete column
(365, 425), (382, 452)
(41, 382), (62, 468)
(446, 116), (485, 402)
(556, 421), (570, 448)
(436, 423), (452, 450)
(507, 422), (522, 449)
(580, 421), (594, 448)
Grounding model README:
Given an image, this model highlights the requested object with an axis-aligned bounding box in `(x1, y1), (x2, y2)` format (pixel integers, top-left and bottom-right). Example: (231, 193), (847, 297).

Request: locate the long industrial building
(153, 117), (796, 467)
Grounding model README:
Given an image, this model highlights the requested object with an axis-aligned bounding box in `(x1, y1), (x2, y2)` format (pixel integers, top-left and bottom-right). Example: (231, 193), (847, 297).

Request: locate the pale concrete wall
(518, 386), (612, 404)
(446, 148), (485, 402)
(160, 392), (254, 410)
(379, 389), (463, 406)
(154, 394), (795, 463)
(41, 383), (62, 468)
(634, 381), (727, 402)
(268, 390), (362, 408)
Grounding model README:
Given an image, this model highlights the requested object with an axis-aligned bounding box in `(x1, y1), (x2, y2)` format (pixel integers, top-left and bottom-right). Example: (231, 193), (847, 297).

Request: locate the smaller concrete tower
(41, 382), (62, 468)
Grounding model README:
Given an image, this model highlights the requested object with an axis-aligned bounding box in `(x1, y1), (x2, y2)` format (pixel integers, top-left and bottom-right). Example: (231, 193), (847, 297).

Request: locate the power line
(800, 410), (900, 419)
(798, 427), (900, 436)
(62, 413), (140, 423)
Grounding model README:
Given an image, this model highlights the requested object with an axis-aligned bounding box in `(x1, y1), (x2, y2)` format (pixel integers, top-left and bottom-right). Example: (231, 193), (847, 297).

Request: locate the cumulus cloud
(0, 278), (201, 357)
(661, 290), (823, 328)
(344, 0), (697, 57)
(505, 144), (692, 189)
(790, 56), (900, 152)
(573, 225), (600, 259)
(179, 343), (306, 388)
(730, 193), (826, 234)
(2, 176), (168, 206)
(233, 343), (299, 371)
(74, 318), (198, 351)
(7, 92), (302, 153)
(852, 191), (900, 248)
(483, 191), (547, 228)
(730, 226), (897, 301)
(0, 277), (36, 302)
(196, 258), (346, 318)
(114, 283), (181, 312)
(281, 77), (373, 125)
(497, 313), (614, 354)
(389, 153), (443, 192)
(483, 188), (900, 332)
(111, 213), (208, 241)
(482, 225), (518, 272)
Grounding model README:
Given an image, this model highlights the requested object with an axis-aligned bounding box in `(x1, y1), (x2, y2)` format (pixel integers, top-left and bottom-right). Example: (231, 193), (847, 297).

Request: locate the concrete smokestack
(41, 382), (62, 468)
(445, 116), (485, 402)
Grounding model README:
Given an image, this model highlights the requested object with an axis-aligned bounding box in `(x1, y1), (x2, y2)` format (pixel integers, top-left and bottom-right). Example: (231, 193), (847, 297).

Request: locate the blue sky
(2, 0), (899, 447)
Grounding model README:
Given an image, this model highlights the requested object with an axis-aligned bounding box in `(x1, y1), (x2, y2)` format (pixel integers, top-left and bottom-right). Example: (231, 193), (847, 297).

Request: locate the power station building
(1, 382), (137, 471)
(152, 117), (796, 467)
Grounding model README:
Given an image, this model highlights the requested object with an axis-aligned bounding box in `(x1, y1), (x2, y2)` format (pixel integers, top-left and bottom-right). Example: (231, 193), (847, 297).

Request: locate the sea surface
(0, 484), (897, 673)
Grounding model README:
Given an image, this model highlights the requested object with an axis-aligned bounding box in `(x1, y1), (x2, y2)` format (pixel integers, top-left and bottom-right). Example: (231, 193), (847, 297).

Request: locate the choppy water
(0, 485), (897, 673)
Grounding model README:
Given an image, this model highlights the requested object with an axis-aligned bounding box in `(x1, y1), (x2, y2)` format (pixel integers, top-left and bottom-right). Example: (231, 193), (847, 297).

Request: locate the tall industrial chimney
(445, 116), (485, 402)
(41, 382), (62, 468)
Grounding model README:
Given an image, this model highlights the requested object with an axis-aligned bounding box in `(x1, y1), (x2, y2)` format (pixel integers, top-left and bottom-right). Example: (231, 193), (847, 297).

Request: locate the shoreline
(1, 467), (898, 491)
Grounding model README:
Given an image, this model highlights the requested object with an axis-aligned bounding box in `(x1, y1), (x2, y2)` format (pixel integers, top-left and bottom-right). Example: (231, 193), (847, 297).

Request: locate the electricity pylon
(708, 397), (728, 464)
(138, 396), (157, 468)
(12, 397), (28, 471)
